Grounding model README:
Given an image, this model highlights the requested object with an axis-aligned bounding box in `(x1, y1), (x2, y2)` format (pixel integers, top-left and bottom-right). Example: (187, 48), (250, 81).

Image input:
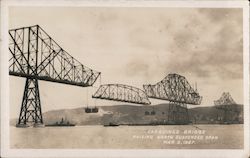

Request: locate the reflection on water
(10, 124), (243, 149)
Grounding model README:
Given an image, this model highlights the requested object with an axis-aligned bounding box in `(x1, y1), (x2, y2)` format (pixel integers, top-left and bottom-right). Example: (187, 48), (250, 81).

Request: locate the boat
(104, 122), (120, 127)
(85, 106), (98, 113)
(45, 117), (75, 127)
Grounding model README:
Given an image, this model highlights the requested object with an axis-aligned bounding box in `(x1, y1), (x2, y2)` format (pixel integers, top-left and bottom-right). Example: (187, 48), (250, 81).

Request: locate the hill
(10, 104), (243, 126)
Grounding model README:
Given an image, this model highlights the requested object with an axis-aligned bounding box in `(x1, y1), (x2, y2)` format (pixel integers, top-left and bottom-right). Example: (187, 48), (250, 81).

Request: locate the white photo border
(1, 1), (249, 158)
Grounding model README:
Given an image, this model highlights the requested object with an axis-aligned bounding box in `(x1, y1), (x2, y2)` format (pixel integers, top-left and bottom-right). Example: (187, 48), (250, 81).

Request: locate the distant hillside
(10, 104), (243, 126)
(189, 104), (243, 124)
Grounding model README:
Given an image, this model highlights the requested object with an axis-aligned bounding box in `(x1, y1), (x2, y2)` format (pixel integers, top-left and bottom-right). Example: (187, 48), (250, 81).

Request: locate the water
(10, 124), (243, 149)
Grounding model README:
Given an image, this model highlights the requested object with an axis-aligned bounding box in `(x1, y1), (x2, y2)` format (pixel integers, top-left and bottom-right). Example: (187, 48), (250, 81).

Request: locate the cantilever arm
(9, 25), (100, 87)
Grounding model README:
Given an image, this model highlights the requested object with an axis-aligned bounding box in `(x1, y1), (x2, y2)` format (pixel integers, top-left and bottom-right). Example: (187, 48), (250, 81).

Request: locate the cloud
(126, 60), (150, 77)
(9, 7), (244, 112)
(198, 8), (242, 24)
(125, 8), (243, 81)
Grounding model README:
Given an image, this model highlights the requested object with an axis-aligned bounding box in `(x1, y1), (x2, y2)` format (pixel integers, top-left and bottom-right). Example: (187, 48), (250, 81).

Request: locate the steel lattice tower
(16, 26), (42, 127)
(167, 102), (189, 124)
(17, 78), (43, 127)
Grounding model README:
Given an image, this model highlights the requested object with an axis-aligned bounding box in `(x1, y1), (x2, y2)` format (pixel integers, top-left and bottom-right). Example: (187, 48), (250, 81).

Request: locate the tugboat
(85, 106), (98, 113)
(104, 122), (120, 127)
(45, 117), (75, 127)
(103, 113), (120, 127)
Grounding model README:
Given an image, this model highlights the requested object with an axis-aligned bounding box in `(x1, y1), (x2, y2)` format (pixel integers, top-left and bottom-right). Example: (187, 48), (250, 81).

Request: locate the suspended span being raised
(143, 73), (202, 105)
(9, 25), (100, 87)
(92, 84), (151, 105)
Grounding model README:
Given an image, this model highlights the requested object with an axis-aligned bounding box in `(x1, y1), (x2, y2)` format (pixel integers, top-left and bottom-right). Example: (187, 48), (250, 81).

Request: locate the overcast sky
(9, 7), (243, 118)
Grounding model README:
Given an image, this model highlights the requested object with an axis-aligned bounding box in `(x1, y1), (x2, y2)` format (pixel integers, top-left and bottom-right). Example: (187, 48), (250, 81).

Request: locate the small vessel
(85, 106), (98, 113)
(45, 117), (75, 127)
(103, 113), (120, 127)
(104, 122), (120, 127)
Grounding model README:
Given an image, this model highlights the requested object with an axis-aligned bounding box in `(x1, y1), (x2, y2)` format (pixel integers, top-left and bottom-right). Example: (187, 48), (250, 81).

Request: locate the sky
(9, 7), (243, 118)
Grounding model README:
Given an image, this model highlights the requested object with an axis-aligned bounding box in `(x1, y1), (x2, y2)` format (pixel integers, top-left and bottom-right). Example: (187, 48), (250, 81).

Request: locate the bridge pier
(167, 102), (189, 125)
(16, 78), (44, 128)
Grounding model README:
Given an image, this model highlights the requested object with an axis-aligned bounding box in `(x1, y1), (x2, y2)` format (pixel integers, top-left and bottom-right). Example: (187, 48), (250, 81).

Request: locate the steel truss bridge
(143, 73), (202, 105)
(9, 25), (100, 127)
(214, 92), (236, 106)
(214, 92), (240, 123)
(9, 25), (203, 126)
(143, 73), (202, 124)
(92, 84), (151, 105)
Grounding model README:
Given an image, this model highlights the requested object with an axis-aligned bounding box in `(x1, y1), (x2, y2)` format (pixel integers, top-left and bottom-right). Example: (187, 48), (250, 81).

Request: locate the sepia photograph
(1, 0), (249, 158)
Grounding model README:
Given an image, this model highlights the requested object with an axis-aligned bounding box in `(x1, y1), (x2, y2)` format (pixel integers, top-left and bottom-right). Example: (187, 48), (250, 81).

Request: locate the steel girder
(167, 101), (189, 124)
(143, 73), (202, 105)
(9, 25), (101, 127)
(214, 92), (240, 123)
(214, 92), (236, 106)
(92, 84), (151, 105)
(9, 25), (100, 87)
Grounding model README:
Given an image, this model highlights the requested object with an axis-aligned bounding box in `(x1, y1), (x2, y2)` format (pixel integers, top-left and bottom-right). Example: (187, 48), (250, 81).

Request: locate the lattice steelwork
(214, 92), (240, 123)
(167, 102), (189, 125)
(9, 25), (100, 127)
(214, 92), (236, 106)
(143, 73), (202, 124)
(92, 84), (151, 105)
(16, 78), (43, 127)
(9, 25), (100, 86)
(143, 73), (202, 105)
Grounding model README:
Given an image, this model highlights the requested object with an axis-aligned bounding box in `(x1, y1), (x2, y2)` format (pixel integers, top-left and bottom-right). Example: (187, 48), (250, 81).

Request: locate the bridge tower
(17, 78), (43, 127)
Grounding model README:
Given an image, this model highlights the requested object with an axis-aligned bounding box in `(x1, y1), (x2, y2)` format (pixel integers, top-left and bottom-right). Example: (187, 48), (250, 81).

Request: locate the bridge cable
(86, 87), (89, 107)
(100, 74), (102, 86)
